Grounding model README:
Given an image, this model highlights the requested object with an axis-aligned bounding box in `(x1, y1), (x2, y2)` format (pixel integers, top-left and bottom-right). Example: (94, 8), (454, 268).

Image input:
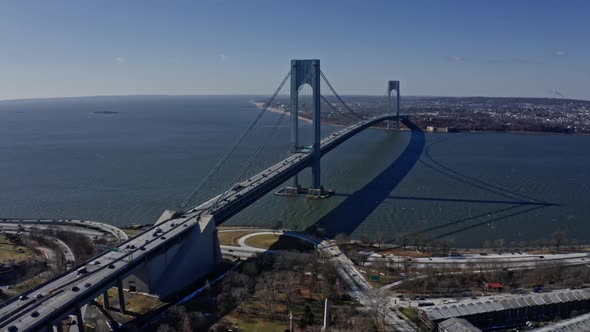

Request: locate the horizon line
(0, 94), (587, 103)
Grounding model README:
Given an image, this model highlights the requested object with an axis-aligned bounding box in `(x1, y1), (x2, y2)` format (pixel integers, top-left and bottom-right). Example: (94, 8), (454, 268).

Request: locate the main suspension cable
(320, 70), (366, 120)
(177, 70), (291, 212)
(320, 94), (359, 122)
(207, 69), (314, 213)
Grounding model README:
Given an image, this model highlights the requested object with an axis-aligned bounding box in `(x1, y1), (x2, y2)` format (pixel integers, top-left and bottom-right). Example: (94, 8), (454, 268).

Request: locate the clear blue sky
(1, 1), (589, 100)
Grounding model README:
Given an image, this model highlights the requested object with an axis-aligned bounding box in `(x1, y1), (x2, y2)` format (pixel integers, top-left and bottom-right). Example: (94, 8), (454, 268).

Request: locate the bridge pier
(279, 59), (332, 199)
(123, 214), (222, 299)
(75, 305), (85, 332)
(103, 290), (110, 309)
(117, 279), (126, 313)
(387, 80), (401, 130)
(54, 322), (64, 332)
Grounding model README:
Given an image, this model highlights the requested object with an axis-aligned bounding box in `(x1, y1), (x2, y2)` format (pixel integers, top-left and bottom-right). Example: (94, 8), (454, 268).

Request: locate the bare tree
(398, 233), (410, 249)
(366, 288), (391, 331)
(334, 233), (351, 246)
(232, 287), (248, 313)
(256, 272), (279, 318)
(551, 231), (568, 251)
(280, 270), (297, 311)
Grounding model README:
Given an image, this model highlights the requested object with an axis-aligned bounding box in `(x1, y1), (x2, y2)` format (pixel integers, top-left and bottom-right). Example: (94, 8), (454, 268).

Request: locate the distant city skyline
(1, 1), (589, 100)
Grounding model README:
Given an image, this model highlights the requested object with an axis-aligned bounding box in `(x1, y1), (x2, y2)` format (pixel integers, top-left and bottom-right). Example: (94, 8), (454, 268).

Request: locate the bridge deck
(0, 114), (409, 331)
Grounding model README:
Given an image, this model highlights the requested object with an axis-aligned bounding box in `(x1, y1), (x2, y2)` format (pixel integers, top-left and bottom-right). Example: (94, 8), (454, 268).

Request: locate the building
(419, 288), (590, 330)
(532, 311), (590, 331)
(438, 318), (481, 332)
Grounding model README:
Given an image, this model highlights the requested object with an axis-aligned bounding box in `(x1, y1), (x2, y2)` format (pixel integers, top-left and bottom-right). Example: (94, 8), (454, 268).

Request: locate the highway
(360, 251), (590, 270)
(0, 114), (403, 331)
(0, 219), (128, 243)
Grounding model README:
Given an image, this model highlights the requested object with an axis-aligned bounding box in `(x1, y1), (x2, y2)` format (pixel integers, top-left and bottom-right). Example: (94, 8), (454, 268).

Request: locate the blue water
(1, 96), (589, 247)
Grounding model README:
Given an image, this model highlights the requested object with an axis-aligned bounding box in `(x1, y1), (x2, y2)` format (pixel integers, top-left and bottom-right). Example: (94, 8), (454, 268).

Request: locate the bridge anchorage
(276, 59), (333, 199)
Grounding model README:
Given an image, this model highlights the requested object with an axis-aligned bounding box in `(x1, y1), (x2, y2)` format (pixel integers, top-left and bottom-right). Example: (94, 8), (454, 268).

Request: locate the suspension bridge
(0, 59), (415, 332)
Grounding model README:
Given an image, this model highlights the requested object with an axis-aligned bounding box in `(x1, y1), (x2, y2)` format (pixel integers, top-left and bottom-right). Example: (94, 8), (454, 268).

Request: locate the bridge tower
(387, 80), (401, 129)
(281, 59), (329, 198)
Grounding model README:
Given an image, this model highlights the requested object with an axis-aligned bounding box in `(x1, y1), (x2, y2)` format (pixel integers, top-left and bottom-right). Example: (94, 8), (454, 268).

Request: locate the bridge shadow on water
(306, 121), (559, 241)
(306, 121), (425, 238)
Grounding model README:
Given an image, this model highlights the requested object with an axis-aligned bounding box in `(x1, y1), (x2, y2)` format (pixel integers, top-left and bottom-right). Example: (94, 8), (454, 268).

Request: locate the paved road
(220, 228), (417, 331)
(319, 242), (416, 331)
(0, 219), (128, 243)
(2, 230), (76, 269)
(361, 250), (590, 270)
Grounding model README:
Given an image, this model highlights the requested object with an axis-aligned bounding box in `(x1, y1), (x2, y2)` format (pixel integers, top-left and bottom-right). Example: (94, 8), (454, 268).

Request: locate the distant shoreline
(253, 102), (312, 124)
(251, 101), (586, 136)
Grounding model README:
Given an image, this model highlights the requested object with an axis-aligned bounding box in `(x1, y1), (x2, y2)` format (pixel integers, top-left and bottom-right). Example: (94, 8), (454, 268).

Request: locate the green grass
(401, 307), (419, 323)
(244, 234), (280, 249)
(0, 235), (35, 263)
(217, 231), (253, 246)
(225, 314), (288, 332)
(12, 275), (47, 294)
(98, 288), (164, 315)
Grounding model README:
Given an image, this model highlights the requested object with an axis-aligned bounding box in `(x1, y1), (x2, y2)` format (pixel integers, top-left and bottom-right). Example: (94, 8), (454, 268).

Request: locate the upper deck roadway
(0, 114), (408, 332)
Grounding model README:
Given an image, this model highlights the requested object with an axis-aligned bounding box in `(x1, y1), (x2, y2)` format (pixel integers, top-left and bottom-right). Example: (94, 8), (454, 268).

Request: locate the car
(93, 260), (101, 265)
(34, 293), (44, 299)
(71, 286), (80, 292)
(19, 295), (28, 301)
(84, 283), (92, 288)
(539, 256), (545, 259)
(76, 267), (87, 275)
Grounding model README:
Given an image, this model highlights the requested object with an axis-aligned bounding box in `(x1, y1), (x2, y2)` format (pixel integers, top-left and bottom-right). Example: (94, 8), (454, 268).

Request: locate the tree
(398, 233), (410, 249)
(156, 324), (174, 332)
(232, 287), (248, 313)
(334, 233), (350, 246)
(280, 271), (297, 311)
(373, 232), (386, 248)
(257, 272), (279, 318)
(366, 288), (390, 331)
(272, 219), (284, 231)
(299, 304), (315, 328)
(551, 231), (568, 251)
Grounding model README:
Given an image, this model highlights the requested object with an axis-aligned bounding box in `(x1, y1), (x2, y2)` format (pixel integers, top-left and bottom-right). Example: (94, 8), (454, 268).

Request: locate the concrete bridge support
(117, 279), (126, 313)
(103, 291), (109, 309)
(54, 322), (64, 332)
(75, 306), (84, 332)
(124, 214), (222, 299)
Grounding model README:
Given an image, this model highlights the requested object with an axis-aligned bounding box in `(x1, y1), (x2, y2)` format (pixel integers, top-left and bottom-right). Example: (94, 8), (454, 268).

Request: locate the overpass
(0, 60), (414, 331)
